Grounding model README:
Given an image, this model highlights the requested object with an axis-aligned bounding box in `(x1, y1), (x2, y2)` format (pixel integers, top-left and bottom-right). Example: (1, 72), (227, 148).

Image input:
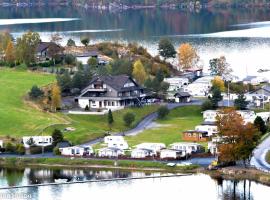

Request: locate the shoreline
(1, 157), (270, 186)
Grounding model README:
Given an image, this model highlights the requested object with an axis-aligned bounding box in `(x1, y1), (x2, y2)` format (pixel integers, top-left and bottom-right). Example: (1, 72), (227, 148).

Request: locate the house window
(112, 102), (115, 106)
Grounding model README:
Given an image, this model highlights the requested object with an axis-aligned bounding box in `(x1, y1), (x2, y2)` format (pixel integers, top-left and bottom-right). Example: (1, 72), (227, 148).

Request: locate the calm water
(0, 167), (269, 200)
(1, 6), (270, 78)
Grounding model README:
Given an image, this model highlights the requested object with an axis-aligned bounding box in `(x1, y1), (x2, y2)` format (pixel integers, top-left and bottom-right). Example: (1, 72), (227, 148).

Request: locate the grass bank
(0, 157), (199, 173)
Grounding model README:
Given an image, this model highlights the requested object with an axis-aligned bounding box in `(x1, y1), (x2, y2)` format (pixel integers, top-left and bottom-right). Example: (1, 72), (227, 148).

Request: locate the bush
(157, 106), (169, 119)
(53, 147), (61, 155)
(5, 142), (16, 153)
(15, 144), (25, 155)
(85, 105), (90, 111)
(16, 63), (27, 71)
(29, 145), (53, 154)
(123, 112), (135, 127)
(201, 100), (213, 111)
(29, 85), (44, 99)
(52, 129), (64, 146)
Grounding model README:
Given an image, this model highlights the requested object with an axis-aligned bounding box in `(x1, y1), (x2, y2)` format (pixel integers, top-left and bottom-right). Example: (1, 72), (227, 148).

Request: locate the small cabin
(135, 143), (166, 153)
(182, 130), (209, 142)
(107, 140), (129, 150)
(98, 147), (124, 157)
(160, 149), (184, 159)
(169, 142), (204, 154)
(131, 148), (155, 158)
(59, 145), (94, 156)
(22, 136), (53, 148)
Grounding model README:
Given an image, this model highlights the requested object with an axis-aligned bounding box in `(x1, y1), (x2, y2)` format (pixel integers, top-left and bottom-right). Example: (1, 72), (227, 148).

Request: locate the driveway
(82, 100), (202, 146)
(250, 134), (270, 172)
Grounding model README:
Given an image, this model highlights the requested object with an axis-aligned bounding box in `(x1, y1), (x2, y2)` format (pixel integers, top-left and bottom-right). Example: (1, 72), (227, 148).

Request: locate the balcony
(87, 88), (107, 92)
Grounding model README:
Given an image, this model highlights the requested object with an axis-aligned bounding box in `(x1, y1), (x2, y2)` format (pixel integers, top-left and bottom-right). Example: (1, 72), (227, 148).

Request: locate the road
(82, 100), (202, 146)
(251, 134), (270, 172)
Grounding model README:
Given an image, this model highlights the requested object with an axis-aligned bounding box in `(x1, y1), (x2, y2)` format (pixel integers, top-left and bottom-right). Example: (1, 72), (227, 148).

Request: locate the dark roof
(174, 92), (191, 98)
(36, 42), (63, 53)
(250, 85), (270, 94)
(201, 121), (217, 126)
(83, 75), (142, 93)
(56, 141), (71, 148)
(243, 76), (257, 82)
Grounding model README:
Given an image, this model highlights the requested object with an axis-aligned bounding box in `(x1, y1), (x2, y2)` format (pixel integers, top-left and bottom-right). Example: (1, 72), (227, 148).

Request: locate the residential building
(202, 110), (219, 122)
(160, 149), (184, 159)
(195, 124), (218, 136)
(59, 145), (94, 156)
(135, 143), (166, 153)
(164, 77), (189, 92)
(185, 76), (214, 97)
(104, 136), (125, 144)
(107, 140), (129, 150)
(22, 136), (53, 148)
(182, 130), (209, 142)
(98, 147), (124, 157)
(208, 137), (223, 155)
(174, 92), (192, 103)
(169, 142), (204, 154)
(131, 148), (155, 158)
(242, 76), (268, 86)
(36, 42), (63, 61)
(246, 85), (270, 107)
(77, 75), (148, 110)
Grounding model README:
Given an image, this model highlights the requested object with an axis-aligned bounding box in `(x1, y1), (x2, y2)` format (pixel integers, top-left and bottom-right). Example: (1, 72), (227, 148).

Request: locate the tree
(81, 37), (90, 46)
(201, 99), (213, 111)
(57, 71), (72, 93)
(0, 31), (13, 53)
(132, 60), (147, 85)
(52, 129), (64, 146)
(157, 106), (170, 119)
(254, 116), (267, 135)
(234, 94), (249, 110)
(209, 56), (232, 78)
(211, 76), (225, 92)
(72, 71), (87, 89)
(16, 31), (40, 66)
(210, 87), (222, 108)
(87, 57), (98, 70)
(107, 109), (114, 130)
(29, 85), (44, 99)
(64, 54), (76, 67)
(217, 109), (260, 166)
(158, 38), (176, 60)
(178, 43), (199, 70)
(15, 144), (25, 155)
(123, 112), (135, 127)
(51, 84), (61, 112)
(50, 33), (62, 45)
(5, 40), (15, 64)
(67, 38), (76, 47)
(48, 44), (62, 65)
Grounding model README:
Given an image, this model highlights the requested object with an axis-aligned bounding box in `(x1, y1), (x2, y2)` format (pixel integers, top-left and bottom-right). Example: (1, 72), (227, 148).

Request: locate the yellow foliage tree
(132, 60), (147, 85)
(5, 40), (15, 63)
(178, 43), (199, 70)
(212, 76), (225, 92)
(51, 84), (61, 112)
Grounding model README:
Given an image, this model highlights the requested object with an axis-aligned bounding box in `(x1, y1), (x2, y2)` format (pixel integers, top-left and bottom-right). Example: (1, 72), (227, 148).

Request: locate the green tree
(210, 87), (222, 108)
(64, 54), (76, 67)
(66, 38), (76, 46)
(254, 116), (267, 135)
(107, 109), (114, 130)
(81, 37), (90, 46)
(29, 85), (44, 99)
(209, 56), (232, 78)
(157, 106), (170, 119)
(5, 142), (15, 153)
(123, 112), (135, 127)
(87, 57), (98, 70)
(234, 94), (249, 110)
(57, 71), (72, 93)
(16, 31), (40, 66)
(52, 129), (64, 146)
(158, 38), (176, 61)
(132, 60), (147, 85)
(15, 144), (25, 155)
(201, 99), (213, 111)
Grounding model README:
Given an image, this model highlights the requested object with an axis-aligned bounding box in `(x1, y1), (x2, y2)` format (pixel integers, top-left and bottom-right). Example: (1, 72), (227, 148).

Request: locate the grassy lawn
(44, 105), (160, 144)
(0, 68), (67, 139)
(124, 105), (206, 148)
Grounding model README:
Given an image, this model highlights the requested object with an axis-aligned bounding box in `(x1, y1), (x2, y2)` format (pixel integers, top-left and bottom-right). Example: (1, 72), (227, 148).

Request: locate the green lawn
(44, 105), (160, 144)
(125, 106), (206, 148)
(0, 68), (67, 139)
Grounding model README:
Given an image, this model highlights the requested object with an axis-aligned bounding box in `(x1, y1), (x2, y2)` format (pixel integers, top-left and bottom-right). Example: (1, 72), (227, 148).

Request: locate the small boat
(54, 178), (68, 183)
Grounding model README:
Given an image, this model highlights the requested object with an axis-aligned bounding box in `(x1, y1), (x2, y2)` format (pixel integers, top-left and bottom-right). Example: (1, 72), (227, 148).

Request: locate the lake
(0, 167), (269, 200)
(1, 6), (270, 78)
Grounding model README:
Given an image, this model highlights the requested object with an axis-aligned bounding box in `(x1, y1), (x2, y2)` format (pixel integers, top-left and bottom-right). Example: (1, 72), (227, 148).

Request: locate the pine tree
(107, 109), (114, 130)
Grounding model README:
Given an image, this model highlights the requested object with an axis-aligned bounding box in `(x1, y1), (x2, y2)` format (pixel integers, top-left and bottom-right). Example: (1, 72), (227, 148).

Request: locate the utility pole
(227, 81), (230, 107)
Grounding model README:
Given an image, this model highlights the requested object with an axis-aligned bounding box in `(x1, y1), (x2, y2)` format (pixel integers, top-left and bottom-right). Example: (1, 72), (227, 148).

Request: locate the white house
(256, 112), (270, 122)
(135, 143), (166, 153)
(195, 124), (218, 136)
(104, 136), (129, 150)
(22, 136), (53, 148)
(98, 147), (124, 157)
(160, 149), (184, 159)
(185, 76), (214, 97)
(242, 76), (269, 86)
(169, 142), (204, 154)
(164, 77), (189, 92)
(208, 137), (223, 155)
(131, 148), (155, 158)
(202, 110), (219, 122)
(0, 140), (3, 148)
(59, 145), (94, 156)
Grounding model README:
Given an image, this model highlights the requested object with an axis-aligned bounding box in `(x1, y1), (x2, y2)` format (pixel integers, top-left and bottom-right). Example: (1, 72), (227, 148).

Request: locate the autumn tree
(158, 38), (176, 61)
(178, 43), (199, 70)
(132, 60), (147, 85)
(51, 84), (61, 112)
(209, 56), (232, 79)
(16, 31), (40, 66)
(217, 109), (260, 166)
(0, 31), (13, 53)
(211, 76), (225, 92)
(5, 40), (15, 64)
